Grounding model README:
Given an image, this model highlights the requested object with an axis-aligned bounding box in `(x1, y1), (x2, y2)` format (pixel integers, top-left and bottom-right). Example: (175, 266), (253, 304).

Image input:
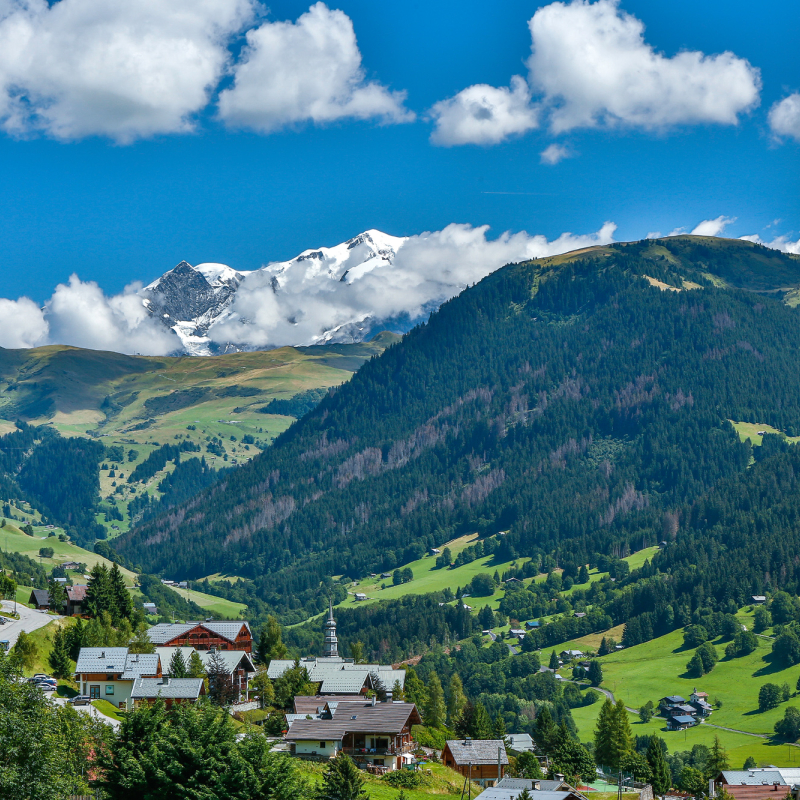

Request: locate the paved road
(1, 600), (61, 647)
(53, 697), (121, 729)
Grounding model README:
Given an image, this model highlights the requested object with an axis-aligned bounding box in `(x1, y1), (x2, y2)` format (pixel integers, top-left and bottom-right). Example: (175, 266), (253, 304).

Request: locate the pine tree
(447, 673), (467, 726)
(256, 615), (288, 665)
(594, 698), (616, 768)
(188, 650), (206, 678)
(598, 637), (611, 656)
(552, 723), (596, 783)
(315, 753), (368, 800)
(48, 627), (72, 678)
(423, 672), (447, 729)
(533, 706), (559, 754)
(128, 626), (155, 654)
(391, 679), (405, 701)
(549, 650), (559, 670)
(206, 650), (237, 706)
(108, 562), (132, 624)
(588, 660), (603, 686)
(47, 579), (67, 613)
(493, 714), (508, 745)
(472, 702), (494, 739)
(84, 563), (111, 618)
(403, 667), (427, 707)
(609, 699), (633, 768)
(169, 648), (188, 678)
(646, 736), (672, 794)
(708, 735), (730, 777)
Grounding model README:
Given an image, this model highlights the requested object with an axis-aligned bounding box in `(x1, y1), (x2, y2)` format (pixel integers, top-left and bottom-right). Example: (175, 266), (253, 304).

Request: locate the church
(267, 600), (406, 696)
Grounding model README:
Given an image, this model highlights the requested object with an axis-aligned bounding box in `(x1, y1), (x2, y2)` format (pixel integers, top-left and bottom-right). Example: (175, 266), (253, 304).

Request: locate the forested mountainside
(116, 236), (800, 623)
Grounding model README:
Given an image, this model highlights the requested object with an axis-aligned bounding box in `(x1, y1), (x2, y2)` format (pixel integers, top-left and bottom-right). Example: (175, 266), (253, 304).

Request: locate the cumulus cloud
(0, 297), (48, 348)
(527, 0), (761, 133)
(218, 2), (412, 131)
(690, 216), (736, 236)
(0, 277), (178, 354)
(768, 93), (800, 143)
(429, 76), (538, 146)
(431, 0), (761, 145)
(0, 0), (255, 142)
(739, 234), (800, 255)
(540, 143), (571, 164)
(209, 222), (616, 348)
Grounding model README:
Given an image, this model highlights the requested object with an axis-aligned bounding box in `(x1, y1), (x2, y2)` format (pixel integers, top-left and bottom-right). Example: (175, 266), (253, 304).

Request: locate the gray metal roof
(294, 695), (364, 714)
(285, 701), (421, 741)
(507, 733), (535, 752)
(445, 740), (509, 766)
(197, 650), (256, 674)
(476, 789), (580, 800)
(721, 771), (786, 786)
(74, 648), (160, 679)
(494, 780), (573, 791)
(670, 715), (696, 724)
(131, 677), (204, 700)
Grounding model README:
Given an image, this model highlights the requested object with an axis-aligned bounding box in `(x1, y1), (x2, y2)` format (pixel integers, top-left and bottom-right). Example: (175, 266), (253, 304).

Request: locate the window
(320, 742), (326, 748)
(105, 685), (115, 696)
(90, 686), (100, 699)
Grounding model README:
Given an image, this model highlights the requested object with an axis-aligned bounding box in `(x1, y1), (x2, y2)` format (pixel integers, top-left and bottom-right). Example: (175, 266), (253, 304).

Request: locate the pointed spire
(328, 596), (335, 622)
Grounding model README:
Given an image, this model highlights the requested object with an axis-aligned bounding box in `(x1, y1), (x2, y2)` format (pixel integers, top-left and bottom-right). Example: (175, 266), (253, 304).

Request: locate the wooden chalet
(443, 739), (509, 788)
(29, 588), (50, 610)
(147, 621), (252, 653)
(130, 676), (205, 708)
(285, 699), (421, 772)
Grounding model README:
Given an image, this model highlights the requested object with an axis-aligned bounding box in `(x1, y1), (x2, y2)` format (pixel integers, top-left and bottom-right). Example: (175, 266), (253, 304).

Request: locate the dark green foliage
(84, 563), (135, 626)
(48, 627), (72, 678)
(469, 573), (496, 596)
(127, 440), (201, 485)
(773, 631), (800, 667)
(647, 736), (672, 793)
(725, 631), (758, 659)
(118, 239), (800, 619)
(774, 707), (800, 741)
(515, 751), (543, 779)
(588, 660), (603, 686)
(258, 387), (329, 418)
(683, 625), (709, 649)
(758, 683), (784, 712)
(315, 753), (368, 800)
(168, 649), (187, 678)
(754, 607), (772, 632)
(138, 574), (205, 621)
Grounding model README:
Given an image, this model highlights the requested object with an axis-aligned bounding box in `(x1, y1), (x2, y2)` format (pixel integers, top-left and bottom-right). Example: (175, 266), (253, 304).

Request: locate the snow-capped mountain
(141, 230), (409, 355)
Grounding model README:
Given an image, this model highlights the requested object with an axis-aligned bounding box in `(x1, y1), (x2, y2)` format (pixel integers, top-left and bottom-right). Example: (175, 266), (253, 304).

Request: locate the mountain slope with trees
(115, 236), (800, 624)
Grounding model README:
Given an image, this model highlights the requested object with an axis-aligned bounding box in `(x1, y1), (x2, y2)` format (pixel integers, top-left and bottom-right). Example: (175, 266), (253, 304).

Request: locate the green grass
(170, 585), (247, 619)
(92, 699), (124, 721)
(19, 617), (76, 677)
(295, 759), (470, 798)
(0, 520), (137, 585)
(566, 608), (800, 767)
(730, 420), (800, 446)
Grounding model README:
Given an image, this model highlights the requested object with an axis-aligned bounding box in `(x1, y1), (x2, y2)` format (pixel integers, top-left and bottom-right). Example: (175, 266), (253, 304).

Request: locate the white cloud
(210, 222), (616, 349)
(218, 2), (412, 131)
(768, 93), (800, 143)
(0, 0), (255, 142)
(528, 0), (761, 134)
(429, 76), (538, 146)
(739, 234), (800, 255)
(44, 276), (178, 354)
(0, 297), (48, 348)
(540, 143), (571, 164)
(690, 216), (736, 236)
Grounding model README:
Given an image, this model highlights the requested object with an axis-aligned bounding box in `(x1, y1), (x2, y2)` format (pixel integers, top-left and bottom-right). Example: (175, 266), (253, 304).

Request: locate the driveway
(53, 697), (121, 729)
(1, 600), (61, 647)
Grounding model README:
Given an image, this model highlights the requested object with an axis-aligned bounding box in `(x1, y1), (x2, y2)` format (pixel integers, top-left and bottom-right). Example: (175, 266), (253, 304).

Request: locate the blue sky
(0, 0), (797, 340)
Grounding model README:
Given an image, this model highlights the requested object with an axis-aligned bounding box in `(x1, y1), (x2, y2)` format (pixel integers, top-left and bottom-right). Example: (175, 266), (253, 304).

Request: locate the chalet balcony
(342, 742), (414, 757)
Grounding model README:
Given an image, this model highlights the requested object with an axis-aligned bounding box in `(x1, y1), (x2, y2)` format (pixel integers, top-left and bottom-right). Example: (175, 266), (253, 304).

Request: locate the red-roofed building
(66, 585), (88, 616)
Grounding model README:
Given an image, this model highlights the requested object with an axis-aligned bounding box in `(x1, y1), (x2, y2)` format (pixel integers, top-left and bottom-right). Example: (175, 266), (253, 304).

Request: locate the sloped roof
(285, 701), (421, 741)
(476, 790), (581, 800)
(74, 648), (160, 678)
(30, 589), (50, 606)
(445, 740), (509, 766)
(506, 733), (534, 751)
(131, 677), (204, 700)
(66, 585), (87, 602)
(197, 649), (256, 674)
(294, 695), (363, 714)
(146, 621), (251, 645)
(319, 672), (370, 694)
(661, 695), (685, 704)
(670, 715), (696, 724)
(721, 771), (786, 786)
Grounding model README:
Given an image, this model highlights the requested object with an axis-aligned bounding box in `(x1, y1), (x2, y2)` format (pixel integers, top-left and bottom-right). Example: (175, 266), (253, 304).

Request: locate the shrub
(759, 683), (784, 712)
(383, 770), (423, 788)
(683, 625), (709, 648)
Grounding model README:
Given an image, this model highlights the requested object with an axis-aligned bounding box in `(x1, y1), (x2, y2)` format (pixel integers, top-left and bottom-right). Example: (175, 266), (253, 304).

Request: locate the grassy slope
(0, 338), (396, 538)
(567, 607), (800, 766)
(169, 585), (246, 619)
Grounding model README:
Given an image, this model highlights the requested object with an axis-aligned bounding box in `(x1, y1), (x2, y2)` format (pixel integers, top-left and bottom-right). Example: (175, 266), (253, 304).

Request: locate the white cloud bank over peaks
(690, 216), (736, 236)
(209, 222), (616, 350)
(0, 0), (255, 142)
(430, 0), (761, 145)
(0, 277), (177, 354)
(739, 234), (800, 255)
(429, 76), (538, 146)
(768, 93), (800, 143)
(218, 3), (412, 131)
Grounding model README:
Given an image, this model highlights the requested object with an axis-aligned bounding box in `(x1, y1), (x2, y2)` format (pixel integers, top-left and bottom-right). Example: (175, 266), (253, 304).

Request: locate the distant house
(667, 715), (697, 731)
(131, 676), (205, 708)
(573, 612), (586, 618)
(443, 739), (509, 788)
(143, 603), (159, 616)
(752, 596), (767, 604)
(53, 577), (68, 584)
(505, 577), (522, 584)
(506, 733), (535, 753)
(509, 629), (526, 639)
(659, 695), (686, 715)
(177, 581), (188, 589)
(717, 768), (800, 800)
(354, 593), (368, 601)
(29, 589), (50, 610)
(430, 548), (440, 555)
(380, 573), (391, 579)
(62, 562), (81, 571)
(525, 620), (540, 629)
(65, 585), (87, 616)
(559, 649), (583, 660)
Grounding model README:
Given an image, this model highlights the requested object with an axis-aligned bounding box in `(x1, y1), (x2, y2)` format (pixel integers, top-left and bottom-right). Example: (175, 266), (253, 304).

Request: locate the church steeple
(323, 597), (338, 658)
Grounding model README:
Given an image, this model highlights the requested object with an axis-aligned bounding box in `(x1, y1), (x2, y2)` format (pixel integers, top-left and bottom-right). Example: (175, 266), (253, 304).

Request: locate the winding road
(1, 600), (61, 647)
